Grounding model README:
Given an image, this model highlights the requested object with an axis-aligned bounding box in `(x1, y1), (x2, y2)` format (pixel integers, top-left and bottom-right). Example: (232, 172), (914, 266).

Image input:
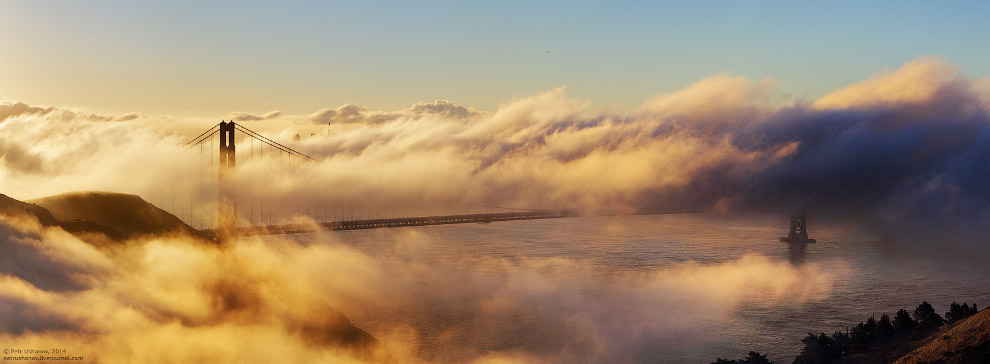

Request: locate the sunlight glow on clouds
(5, 55), (990, 363)
(0, 213), (849, 364)
(814, 56), (962, 109)
(3, 57), (990, 240)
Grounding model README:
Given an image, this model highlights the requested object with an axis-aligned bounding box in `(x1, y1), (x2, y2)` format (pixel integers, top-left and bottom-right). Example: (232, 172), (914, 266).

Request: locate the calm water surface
(273, 214), (990, 363)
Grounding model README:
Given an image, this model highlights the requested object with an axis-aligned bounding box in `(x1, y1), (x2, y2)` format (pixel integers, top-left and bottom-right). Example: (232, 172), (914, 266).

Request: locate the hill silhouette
(0, 192), (57, 226)
(28, 191), (208, 241)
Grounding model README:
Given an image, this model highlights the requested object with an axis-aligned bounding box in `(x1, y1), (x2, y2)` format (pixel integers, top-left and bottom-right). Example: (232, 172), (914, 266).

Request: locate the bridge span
(202, 210), (573, 239)
(181, 121), (573, 242)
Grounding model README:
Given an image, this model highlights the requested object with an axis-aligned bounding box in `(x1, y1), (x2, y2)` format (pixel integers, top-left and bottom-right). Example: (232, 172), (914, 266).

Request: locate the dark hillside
(29, 191), (208, 241)
(0, 192), (57, 226)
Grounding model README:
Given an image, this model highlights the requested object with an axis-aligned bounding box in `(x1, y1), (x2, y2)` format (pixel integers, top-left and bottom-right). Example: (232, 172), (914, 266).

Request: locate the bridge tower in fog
(181, 119), (324, 239)
(178, 121), (568, 239)
(780, 211), (816, 244)
(790, 212), (808, 241)
(218, 121), (236, 241)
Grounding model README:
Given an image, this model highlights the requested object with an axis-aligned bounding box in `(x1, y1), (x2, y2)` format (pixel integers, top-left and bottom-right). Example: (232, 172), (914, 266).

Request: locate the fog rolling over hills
(0, 192), (395, 363)
(0, 193), (57, 226)
(28, 191), (206, 241)
(6, 1), (990, 363)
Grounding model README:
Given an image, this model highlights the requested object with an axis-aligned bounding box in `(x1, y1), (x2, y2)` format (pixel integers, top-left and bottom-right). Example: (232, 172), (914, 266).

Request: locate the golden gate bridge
(170, 121), (571, 241)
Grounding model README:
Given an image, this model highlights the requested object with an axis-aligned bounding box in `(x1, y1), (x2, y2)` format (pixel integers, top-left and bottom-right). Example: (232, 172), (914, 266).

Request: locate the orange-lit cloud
(0, 211), (850, 364)
(0, 101), (55, 123)
(3, 56), (990, 239)
(309, 99), (483, 125)
(225, 110), (283, 121)
(13, 54), (990, 362)
(0, 212), (391, 363)
(813, 56), (963, 109)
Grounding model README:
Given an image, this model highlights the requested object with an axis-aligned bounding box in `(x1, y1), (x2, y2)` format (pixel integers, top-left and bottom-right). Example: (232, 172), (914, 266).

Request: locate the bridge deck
(201, 210), (574, 239)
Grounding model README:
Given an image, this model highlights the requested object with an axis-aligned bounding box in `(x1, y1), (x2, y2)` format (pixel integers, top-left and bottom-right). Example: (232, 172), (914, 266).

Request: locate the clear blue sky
(1, 0), (988, 115)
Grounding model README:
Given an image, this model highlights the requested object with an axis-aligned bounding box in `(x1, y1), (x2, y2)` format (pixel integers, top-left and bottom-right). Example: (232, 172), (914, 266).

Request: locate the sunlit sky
(2, 0), (988, 116)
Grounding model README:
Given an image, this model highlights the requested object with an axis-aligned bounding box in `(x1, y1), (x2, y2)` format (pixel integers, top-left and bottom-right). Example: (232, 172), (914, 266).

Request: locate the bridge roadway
(202, 210), (574, 238)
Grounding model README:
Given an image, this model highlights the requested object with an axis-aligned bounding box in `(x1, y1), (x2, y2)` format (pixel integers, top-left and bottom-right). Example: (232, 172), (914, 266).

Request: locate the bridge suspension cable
(170, 121), (571, 238)
(176, 121), (326, 233)
(234, 124), (323, 164)
(180, 122), (222, 151)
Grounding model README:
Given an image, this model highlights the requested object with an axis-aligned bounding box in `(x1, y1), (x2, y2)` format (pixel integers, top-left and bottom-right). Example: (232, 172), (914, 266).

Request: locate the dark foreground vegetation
(712, 301), (981, 364)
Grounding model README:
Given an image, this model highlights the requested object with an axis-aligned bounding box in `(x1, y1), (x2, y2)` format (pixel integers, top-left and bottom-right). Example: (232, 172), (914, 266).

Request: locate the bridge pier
(779, 211), (816, 244)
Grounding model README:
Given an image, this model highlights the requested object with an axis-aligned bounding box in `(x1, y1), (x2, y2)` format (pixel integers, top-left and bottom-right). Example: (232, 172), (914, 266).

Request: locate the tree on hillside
(945, 302), (980, 324)
(946, 302), (965, 324)
(829, 331), (850, 357)
(711, 351), (775, 364)
(741, 351), (774, 364)
(848, 317), (877, 352)
(913, 301), (944, 329)
(893, 308), (916, 333)
(877, 313), (894, 339)
(793, 332), (840, 364)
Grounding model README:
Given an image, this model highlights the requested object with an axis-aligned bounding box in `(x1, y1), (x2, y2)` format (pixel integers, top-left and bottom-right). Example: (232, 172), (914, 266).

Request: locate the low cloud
(3, 56), (990, 244)
(0, 212), (848, 363)
(14, 53), (990, 361)
(0, 212), (391, 363)
(0, 101), (55, 124)
(813, 56), (965, 110)
(226, 110), (283, 121)
(114, 112), (141, 121)
(308, 100), (483, 125)
(637, 74), (777, 130)
(363, 251), (845, 364)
